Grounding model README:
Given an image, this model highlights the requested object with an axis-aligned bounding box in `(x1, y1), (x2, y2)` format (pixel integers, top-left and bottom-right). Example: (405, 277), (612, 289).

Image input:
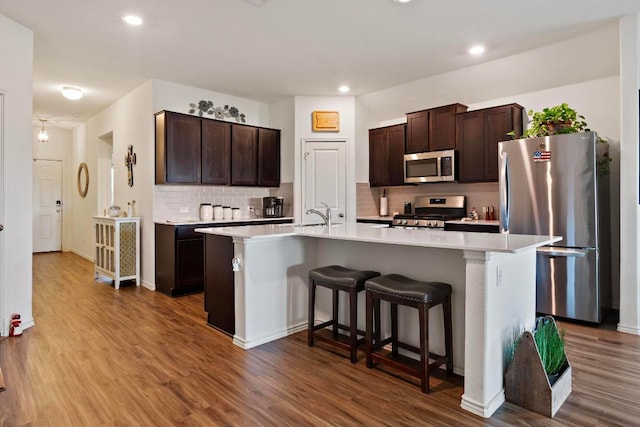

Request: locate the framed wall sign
(312, 111), (340, 132)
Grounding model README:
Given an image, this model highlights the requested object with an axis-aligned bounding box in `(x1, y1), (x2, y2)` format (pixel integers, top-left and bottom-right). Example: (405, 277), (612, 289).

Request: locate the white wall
(293, 96), (356, 222)
(617, 14), (640, 334)
(0, 14), (33, 334)
(32, 125), (74, 251)
(268, 97), (295, 183)
(152, 80), (270, 127)
(76, 78), (275, 290)
(82, 81), (154, 286)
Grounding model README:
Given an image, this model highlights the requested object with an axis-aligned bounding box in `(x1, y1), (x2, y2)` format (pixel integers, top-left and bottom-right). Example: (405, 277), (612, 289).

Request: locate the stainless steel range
(391, 195), (466, 230)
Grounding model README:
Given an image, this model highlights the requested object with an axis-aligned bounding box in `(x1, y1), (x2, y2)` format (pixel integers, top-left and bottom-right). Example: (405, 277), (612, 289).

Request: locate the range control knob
(413, 220), (419, 226)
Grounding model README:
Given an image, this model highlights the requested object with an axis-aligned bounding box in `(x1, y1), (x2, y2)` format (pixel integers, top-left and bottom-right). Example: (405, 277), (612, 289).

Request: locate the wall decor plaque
(312, 111), (339, 132)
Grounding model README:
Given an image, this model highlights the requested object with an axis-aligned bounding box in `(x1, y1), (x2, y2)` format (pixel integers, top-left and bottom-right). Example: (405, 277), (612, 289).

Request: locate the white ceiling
(1, 0), (640, 124)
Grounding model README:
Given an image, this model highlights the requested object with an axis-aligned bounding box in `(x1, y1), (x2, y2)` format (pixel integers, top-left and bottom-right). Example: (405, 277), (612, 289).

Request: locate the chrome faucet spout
(306, 209), (327, 225)
(306, 202), (332, 226)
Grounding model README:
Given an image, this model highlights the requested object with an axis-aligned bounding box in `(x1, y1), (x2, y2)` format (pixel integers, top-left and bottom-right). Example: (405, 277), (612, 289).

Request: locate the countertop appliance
(498, 131), (610, 323)
(263, 197), (284, 218)
(391, 195), (465, 229)
(404, 149), (456, 183)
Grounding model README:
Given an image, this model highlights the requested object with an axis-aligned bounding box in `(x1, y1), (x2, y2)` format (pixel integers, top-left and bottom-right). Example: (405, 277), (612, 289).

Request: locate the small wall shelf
(93, 216), (140, 289)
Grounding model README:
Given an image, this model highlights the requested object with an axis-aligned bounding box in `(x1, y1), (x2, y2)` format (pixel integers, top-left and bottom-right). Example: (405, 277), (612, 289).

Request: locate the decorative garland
(188, 100), (246, 123)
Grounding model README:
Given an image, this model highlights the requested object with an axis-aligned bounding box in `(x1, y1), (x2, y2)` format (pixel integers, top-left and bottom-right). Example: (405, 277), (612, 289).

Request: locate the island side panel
(232, 235), (315, 349)
(314, 238), (467, 374)
(460, 249), (537, 418)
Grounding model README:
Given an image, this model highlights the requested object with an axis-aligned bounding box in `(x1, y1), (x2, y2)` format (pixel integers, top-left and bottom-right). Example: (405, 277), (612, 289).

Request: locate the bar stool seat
(365, 274), (453, 393)
(308, 265), (380, 363)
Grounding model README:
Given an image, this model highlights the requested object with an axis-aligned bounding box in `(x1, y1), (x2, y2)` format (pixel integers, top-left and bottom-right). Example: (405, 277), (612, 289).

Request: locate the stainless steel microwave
(404, 149), (457, 183)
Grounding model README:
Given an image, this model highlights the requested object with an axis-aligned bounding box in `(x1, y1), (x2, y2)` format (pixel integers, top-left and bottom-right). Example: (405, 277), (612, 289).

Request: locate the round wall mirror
(77, 162), (89, 198)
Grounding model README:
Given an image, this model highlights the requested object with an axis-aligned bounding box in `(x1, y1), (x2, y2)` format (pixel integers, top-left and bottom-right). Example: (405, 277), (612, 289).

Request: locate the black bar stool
(365, 273), (453, 393)
(308, 265), (380, 363)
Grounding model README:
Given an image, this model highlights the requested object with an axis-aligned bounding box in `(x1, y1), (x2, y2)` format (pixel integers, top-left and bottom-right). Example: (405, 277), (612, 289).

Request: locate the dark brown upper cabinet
(369, 124), (406, 187)
(231, 124), (259, 186)
(155, 110), (280, 187)
(202, 119), (231, 185)
(456, 103), (524, 183)
(155, 111), (202, 184)
(406, 104), (467, 154)
(258, 128), (281, 187)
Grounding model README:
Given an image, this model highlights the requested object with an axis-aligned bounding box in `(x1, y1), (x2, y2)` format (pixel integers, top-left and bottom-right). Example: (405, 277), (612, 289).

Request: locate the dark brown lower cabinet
(155, 223), (207, 297)
(205, 234), (235, 335)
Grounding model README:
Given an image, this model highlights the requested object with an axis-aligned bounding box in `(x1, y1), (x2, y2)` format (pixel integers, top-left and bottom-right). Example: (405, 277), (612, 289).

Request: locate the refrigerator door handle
(499, 151), (510, 233)
(536, 247), (587, 258)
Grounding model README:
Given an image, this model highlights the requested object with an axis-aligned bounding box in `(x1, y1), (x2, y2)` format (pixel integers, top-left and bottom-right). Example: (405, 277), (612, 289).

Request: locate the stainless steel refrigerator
(498, 131), (610, 323)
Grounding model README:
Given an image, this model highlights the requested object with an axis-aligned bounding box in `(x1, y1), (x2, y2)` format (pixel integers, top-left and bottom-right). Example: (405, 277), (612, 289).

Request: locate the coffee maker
(262, 197), (284, 218)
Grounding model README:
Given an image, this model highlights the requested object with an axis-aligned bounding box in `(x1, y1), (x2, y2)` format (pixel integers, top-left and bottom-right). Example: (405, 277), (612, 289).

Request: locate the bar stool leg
(443, 296), (453, 376)
(365, 290), (373, 368)
(419, 302), (429, 394)
(374, 298), (381, 349)
(332, 289), (339, 337)
(391, 303), (398, 356)
(308, 280), (316, 347)
(349, 288), (358, 363)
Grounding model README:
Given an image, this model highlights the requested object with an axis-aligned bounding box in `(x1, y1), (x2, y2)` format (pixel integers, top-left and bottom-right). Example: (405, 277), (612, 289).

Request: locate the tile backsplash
(357, 182), (499, 220)
(154, 182), (293, 220)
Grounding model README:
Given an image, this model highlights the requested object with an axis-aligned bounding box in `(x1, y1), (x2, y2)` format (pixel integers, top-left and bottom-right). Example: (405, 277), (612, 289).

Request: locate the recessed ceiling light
(338, 85), (350, 93)
(122, 15), (143, 26)
(469, 45), (486, 56)
(61, 86), (83, 100)
(393, 0), (412, 3)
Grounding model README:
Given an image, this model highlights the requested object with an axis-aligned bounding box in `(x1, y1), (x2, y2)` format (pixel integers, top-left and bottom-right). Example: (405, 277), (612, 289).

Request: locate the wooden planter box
(504, 328), (571, 417)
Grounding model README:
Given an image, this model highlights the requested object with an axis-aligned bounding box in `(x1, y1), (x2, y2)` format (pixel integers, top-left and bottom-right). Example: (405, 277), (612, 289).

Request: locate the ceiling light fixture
(37, 119), (49, 143)
(122, 15), (143, 26)
(469, 45), (486, 55)
(61, 86), (83, 100)
(338, 85), (350, 93)
(393, 0), (412, 3)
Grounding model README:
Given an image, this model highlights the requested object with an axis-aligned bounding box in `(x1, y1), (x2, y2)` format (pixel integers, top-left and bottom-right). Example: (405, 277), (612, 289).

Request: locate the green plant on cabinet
(507, 103), (612, 176)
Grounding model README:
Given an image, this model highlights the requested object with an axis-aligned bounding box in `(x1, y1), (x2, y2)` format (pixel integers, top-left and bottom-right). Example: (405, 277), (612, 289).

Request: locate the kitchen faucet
(306, 202), (332, 227)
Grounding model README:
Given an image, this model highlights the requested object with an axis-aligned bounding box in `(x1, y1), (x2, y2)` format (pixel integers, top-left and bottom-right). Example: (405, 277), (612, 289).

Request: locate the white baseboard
(233, 321), (307, 349)
(617, 324), (640, 335)
(71, 249), (93, 262)
(141, 281), (155, 291)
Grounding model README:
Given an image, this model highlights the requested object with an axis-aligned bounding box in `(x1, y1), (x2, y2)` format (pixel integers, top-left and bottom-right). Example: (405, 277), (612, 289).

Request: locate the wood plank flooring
(1, 252), (640, 425)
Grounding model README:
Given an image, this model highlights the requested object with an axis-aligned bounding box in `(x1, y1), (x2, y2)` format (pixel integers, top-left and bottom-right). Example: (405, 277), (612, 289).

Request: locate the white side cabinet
(93, 216), (140, 289)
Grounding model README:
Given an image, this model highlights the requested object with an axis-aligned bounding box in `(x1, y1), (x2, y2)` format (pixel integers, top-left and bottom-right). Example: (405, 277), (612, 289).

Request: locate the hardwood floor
(1, 252), (640, 425)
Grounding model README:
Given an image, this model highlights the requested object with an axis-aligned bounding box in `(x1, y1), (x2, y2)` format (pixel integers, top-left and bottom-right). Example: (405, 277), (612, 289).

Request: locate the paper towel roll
(380, 196), (388, 216)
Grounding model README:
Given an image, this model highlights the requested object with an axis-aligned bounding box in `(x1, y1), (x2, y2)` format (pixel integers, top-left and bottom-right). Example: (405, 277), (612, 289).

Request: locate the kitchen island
(195, 223), (560, 418)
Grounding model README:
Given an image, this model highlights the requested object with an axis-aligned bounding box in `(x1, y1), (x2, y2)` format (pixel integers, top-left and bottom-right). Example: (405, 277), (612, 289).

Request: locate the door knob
(338, 213), (344, 218)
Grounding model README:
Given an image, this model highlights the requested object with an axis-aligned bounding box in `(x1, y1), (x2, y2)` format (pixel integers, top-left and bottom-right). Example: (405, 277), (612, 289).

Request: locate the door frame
(0, 92), (6, 335)
(297, 137), (355, 224)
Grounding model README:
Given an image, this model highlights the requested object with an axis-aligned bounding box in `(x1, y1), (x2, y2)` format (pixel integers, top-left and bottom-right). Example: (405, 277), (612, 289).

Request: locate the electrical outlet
(497, 266), (503, 287)
(179, 206), (189, 213)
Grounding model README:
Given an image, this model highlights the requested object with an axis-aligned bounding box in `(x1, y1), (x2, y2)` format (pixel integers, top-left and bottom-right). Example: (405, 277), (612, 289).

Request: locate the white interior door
(302, 140), (346, 225)
(33, 159), (62, 252)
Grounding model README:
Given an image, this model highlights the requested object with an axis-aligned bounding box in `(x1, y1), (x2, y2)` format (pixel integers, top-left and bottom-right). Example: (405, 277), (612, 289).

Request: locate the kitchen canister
(223, 206), (232, 219)
(200, 203), (213, 220)
(213, 205), (223, 220)
(232, 208), (241, 220)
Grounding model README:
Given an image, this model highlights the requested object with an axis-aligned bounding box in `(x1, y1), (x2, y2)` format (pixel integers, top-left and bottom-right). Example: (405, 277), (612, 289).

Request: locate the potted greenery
(504, 316), (571, 417)
(508, 103), (612, 176)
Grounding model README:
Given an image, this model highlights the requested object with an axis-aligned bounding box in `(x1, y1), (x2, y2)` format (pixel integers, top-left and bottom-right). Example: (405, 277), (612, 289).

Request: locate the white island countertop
(195, 222), (561, 253)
